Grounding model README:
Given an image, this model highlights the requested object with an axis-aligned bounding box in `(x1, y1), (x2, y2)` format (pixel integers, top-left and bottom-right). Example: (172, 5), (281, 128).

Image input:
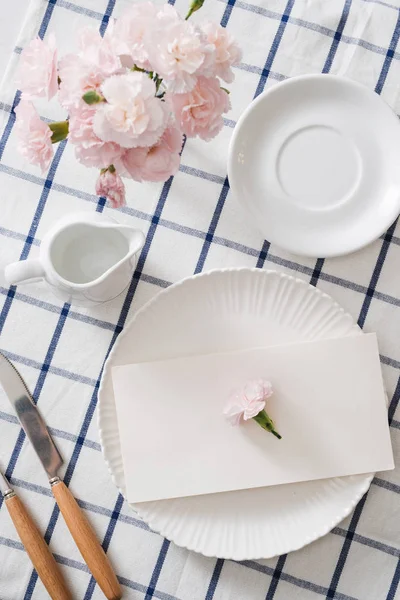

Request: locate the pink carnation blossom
(14, 98), (53, 173)
(199, 22), (242, 83)
(78, 27), (121, 77)
(95, 169), (126, 208)
(93, 72), (168, 148)
(69, 106), (123, 169)
(16, 33), (58, 100)
(122, 124), (183, 182)
(224, 379), (273, 426)
(58, 54), (104, 111)
(106, 2), (157, 70)
(172, 76), (230, 140)
(148, 6), (211, 93)
(58, 29), (120, 111)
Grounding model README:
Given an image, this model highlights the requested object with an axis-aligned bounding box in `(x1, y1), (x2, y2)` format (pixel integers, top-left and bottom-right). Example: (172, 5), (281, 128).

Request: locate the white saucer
(228, 74), (400, 258)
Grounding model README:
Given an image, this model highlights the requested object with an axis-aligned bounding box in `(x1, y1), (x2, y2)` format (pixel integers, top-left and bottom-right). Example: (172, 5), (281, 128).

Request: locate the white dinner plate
(228, 74), (400, 258)
(98, 269), (374, 560)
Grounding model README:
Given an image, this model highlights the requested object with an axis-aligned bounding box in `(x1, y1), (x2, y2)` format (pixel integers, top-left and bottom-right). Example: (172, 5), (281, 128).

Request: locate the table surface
(0, 0), (30, 80)
(1, 0), (400, 599)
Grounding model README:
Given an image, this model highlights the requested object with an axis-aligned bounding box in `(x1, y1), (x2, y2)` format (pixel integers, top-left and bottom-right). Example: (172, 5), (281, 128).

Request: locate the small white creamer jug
(5, 212), (145, 306)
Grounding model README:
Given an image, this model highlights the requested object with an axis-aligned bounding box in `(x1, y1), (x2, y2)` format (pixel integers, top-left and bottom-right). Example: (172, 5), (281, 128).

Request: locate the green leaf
(82, 90), (104, 105)
(221, 87), (230, 94)
(49, 120), (69, 143)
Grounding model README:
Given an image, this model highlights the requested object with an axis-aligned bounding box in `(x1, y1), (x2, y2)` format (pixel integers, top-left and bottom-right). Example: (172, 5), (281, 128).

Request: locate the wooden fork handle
(5, 493), (72, 600)
(51, 480), (121, 600)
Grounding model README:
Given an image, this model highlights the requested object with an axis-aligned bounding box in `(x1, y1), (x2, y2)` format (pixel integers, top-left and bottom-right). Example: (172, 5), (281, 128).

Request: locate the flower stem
(253, 410), (282, 439)
(185, 0), (205, 19)
(48, 120), (69, 143)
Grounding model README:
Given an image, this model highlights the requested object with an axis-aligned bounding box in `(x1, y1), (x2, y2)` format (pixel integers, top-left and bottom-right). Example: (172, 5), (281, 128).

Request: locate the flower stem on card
(253, 410), (282, 439)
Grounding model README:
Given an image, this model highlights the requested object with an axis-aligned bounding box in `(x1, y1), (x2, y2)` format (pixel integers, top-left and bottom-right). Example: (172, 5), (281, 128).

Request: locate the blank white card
(112, 333), (394, 503)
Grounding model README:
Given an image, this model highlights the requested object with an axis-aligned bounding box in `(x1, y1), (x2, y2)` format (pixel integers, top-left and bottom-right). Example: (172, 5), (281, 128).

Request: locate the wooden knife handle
(5, 493), (72, 600)
(51, 481), (121, 600)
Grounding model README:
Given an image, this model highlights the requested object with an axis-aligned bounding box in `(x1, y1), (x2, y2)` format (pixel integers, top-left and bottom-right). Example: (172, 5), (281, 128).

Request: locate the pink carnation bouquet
(14, 0), (242, 208)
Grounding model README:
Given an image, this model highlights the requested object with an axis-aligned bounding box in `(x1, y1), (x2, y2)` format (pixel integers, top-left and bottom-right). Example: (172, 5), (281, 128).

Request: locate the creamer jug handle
(5, 259), (45, 286)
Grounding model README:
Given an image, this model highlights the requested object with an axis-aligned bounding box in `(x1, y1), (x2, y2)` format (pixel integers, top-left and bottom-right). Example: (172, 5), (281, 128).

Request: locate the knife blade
(0, 468), (72, 599)
(0, 354), (63, 479)
(0, 468), (13, 497)
(0, 353), (122, 600)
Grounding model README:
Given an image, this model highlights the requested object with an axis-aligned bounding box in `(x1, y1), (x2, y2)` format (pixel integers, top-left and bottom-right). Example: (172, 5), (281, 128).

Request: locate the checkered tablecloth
(0, 0), (400, 598)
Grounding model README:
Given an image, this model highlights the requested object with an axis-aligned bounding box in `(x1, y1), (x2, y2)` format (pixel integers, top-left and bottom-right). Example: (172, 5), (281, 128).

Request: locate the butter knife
(0, 353), (122, 600)
(0, 468), (72, 599)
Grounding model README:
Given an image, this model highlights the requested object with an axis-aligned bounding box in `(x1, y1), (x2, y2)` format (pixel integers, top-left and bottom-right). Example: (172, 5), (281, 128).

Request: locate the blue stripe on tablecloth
(144, 539), (171, 600)
(3, 213), (400, 309)
(0, 139), (67, 336)
(5, 468), (400, 559)
(30, 175), (174, 599)
(56, 0), (103, 20)
(265, 555), (288, 600)
(218, 0), (400, 60)
(323, 0), (353, 72)
(240, 560), (358, 600)
(244, 0), (294, 272)
(254, 0), (296, 99)
(0, 91), (20, 161)
(0, 303), (69, 495)
(256, 240), (271, 268)
(0, 347), (97, 386)
(309, 0), (352, 288)
(0, 536), (181, 600)
(3, 210), (400, 312)
(324, 18), (400, 598)
(376, 9), (400, 95)
(358, 223), (397, 329)
(197, 5), (295, 596)
(387, 559), (400, 599)
(1, 1), (399, 597)
(194, 177), (230, 273)
(195, 0), (294, 276)
(205, 559), (224, 600)
(17, 1), (119, 596)
(83, 493), (125, 600)
(388, 376), (400, 423)
(326, 493), (369, 599)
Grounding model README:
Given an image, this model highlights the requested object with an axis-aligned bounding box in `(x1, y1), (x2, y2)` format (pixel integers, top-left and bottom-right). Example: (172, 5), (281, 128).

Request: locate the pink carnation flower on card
(14, 99), (53, 173)
(16, 33), (58, 100)
(224, 379), (272, 425)
(172, 76), (231, 140)
(224, 379), (281, 439)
